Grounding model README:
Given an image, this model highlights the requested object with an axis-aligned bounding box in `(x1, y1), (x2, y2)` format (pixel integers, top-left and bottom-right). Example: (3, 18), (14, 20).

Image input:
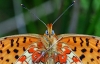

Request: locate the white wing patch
(15, 39), (83, 64)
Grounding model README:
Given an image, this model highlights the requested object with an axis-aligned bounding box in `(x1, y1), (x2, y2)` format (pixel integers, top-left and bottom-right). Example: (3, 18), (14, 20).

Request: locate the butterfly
(0, 23), (100, 64)
(0, 1), (100, 64)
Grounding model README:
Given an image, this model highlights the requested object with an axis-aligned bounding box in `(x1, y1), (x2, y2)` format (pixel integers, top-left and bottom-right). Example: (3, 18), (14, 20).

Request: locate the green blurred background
(0, 0), (100, 37)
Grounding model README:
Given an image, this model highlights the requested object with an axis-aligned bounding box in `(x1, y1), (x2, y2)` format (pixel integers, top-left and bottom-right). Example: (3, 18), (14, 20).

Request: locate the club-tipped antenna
(52, 1), (75, 25)
(21, 4), (47, 28)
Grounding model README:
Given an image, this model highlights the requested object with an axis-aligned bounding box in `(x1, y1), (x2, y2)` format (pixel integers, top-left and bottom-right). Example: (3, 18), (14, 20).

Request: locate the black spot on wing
(7, 49), (10, 54)
(80, 54), (85, 60)
(2, 44), (4, 47)
(97, 49), (100, 53)
(23, 37), (26, 43)
(90, 48), (93, 53)
(6, 59), (9, 62)
(73, 37), (76, 43)
(15, 55), (19, 59)
(11, 39), (14, 47)
(16, 38), (19, 47)
(13, 49), (18, 53)
(97, 56), (100, 59)
(0, 57), (3, 60)
(86, 38), (89, 46)
(0, 50), (3, 53)
(91, 58), (94, 62)
(81, 48), (87, 53)
(80, 37), (83, 47)
(0, 41), (2, 44)
(23, 47), (26, 51)
(4, 37), (7, 39)
(96, 40), (99, 47)
(72, 47), (77, 52)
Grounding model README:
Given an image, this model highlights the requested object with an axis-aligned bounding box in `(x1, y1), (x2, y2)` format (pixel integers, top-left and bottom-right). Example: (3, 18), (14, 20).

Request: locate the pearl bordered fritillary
(0, 23), (100, 64)
(0, 1), (100, 64)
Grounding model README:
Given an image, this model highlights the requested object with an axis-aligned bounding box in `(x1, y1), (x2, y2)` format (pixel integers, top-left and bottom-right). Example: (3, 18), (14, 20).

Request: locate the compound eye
(45, 30), (55, 35)
(52, 30), (55, 35)
(45, 30), (48, 35)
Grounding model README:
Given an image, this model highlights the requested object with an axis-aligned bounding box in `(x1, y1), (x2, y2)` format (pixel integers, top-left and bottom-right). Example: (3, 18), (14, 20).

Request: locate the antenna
(21, 4), (47, 28)
(52, 1), (75, 25)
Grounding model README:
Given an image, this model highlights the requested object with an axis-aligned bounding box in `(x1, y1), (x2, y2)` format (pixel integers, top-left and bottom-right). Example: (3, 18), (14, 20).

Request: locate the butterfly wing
(58, 34), (100, 64)
(0, 34), (41, 64)
(0, 34), (100, 64)
(15, 42), (83, 64)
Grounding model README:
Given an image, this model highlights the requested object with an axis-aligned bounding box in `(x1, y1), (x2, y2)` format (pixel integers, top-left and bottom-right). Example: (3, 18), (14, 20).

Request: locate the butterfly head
(45, 23), (55, 37)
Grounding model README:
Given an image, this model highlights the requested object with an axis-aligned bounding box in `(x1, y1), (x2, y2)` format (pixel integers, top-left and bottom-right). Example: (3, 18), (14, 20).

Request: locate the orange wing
(58, 34), (100, 64)
(0, 34), (41, 64)
(0, 34), (100, 64)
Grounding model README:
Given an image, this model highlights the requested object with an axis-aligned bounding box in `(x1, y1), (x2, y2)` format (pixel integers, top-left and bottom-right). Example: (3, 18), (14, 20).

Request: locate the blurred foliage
(0, 0), (100, 37)
(0, 0), (14, 21)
